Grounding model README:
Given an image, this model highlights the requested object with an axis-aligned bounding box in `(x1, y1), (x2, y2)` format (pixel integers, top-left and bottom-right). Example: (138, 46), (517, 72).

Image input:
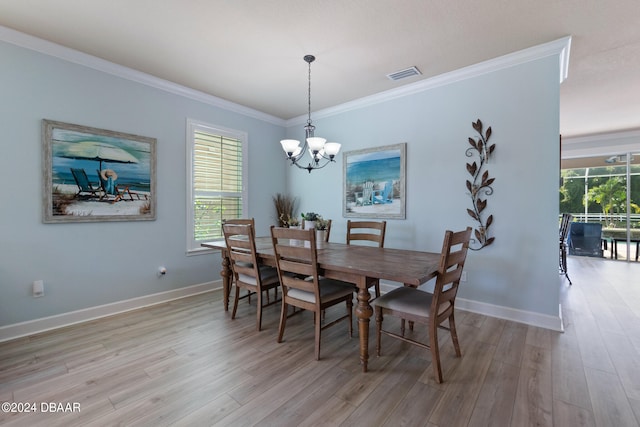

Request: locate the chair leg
(375, 308), (382, 356)
(449, 313), (461, 357)
(315, 310), (322, 360)
(399, 319), (414, 333)
(231, 286), (240, 320)
(429, 325), (443, 384)
(347, 297), (353, 338)
(256, 289), (263, 331)
(374, 282), (380, 298)
(277, 302), (288, 344)
(561, 246), (572, 285)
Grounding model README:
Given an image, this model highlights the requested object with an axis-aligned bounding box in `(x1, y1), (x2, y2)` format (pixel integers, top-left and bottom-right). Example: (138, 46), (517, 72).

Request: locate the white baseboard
(1, 279), (564, 343)
(455, 298), (564, 332)
(379, 282), (563, 332)
(0, 281), (221, 343)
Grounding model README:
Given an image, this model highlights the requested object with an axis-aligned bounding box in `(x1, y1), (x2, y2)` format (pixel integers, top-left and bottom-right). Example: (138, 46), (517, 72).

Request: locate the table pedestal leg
(220, 255), (232, 311)
(355, 286), (373, 372)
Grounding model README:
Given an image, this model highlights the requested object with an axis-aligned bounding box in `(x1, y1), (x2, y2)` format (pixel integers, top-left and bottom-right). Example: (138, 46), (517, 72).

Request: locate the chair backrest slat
(346, 220), (386, 247)
(223, 218), (255, 228)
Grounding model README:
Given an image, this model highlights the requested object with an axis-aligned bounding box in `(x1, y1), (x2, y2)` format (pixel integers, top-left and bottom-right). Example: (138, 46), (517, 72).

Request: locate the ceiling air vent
(386, 66), (421, 81)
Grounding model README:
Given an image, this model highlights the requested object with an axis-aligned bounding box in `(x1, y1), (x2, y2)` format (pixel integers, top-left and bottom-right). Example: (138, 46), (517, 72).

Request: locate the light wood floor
(1, 256), (639, 426)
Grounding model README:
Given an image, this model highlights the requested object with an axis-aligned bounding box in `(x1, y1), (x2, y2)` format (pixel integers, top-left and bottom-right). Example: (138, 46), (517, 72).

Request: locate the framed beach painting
(42, 119), (157, 223)
(343, 143), (406, 219)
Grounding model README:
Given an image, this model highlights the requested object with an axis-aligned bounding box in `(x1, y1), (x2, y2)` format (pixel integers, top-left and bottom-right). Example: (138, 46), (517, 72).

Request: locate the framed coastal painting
(343, 143), (406, 219)
(42, 119), (157, 223)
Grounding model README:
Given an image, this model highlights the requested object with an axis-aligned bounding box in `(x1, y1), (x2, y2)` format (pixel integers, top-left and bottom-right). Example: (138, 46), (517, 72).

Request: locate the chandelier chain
(307, 58), (312, 126)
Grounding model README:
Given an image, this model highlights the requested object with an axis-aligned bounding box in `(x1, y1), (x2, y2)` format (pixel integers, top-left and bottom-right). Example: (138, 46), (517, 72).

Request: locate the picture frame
(343, 142), (406, 219)
(42, 119), (157, 223)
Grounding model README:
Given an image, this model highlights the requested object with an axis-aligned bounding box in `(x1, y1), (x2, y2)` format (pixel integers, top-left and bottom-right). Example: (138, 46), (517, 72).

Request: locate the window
(186, 119), (247, 253)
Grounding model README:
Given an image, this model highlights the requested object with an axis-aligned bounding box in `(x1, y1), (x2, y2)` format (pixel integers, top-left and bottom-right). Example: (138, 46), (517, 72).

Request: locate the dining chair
(222, 218), (275, 302)
(346, 220), (387, 297)
(223, 223), (280, 331)
(323, 219), (332, 242)
(559, 213), (573, 285)
(373, 227), (472, 383)
(270, 226), (353, 360)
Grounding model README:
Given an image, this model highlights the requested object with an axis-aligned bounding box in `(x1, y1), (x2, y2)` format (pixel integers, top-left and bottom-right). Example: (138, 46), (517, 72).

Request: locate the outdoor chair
(70, 168), (100, 198)
(373, 180), (393, 204)
(355, 181), (374, 206)
(96, 169), (139, 203)
(270, 226), (353, 360)
(373, 227), (471, 383)
(559, 213), (573, 285)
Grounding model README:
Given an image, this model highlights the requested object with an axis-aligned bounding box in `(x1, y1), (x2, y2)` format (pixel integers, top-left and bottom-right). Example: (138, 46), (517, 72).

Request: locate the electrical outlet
(33, 280), (44, 297)
(461, 271), (467, 282)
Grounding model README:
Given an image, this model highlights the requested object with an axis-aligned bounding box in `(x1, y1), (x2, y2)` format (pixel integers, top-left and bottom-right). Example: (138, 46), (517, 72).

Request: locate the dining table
(202, 237), (441, 372)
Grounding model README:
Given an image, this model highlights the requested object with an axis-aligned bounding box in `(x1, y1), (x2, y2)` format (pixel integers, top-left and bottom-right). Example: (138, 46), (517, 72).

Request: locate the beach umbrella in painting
(53, 140), (139, 170)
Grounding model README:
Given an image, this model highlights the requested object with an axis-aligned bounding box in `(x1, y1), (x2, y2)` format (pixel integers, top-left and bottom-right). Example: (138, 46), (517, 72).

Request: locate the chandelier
(280, 55), (341, 173)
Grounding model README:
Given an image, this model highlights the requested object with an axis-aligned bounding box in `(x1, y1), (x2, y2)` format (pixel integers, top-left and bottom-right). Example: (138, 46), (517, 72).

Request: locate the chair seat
(238, 265), (279, 287)
(374, 286), (433, 318)
(288, 279), (354, 304)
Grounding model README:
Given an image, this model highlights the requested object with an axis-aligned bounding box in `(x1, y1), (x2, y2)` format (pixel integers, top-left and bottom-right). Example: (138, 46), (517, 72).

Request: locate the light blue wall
(287, 56), (561, 316)
(0, 41), (286, 325)
(0, 35), (562, 328)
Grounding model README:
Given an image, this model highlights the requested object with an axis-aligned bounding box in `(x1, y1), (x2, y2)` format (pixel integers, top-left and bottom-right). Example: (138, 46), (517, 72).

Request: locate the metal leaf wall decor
(465, 119), (495, 250)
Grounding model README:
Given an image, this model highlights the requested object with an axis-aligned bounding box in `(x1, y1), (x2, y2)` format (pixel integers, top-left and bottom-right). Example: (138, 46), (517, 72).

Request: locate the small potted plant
(301, 212), (320, 230)
(315, 217), (329, 244)
(279, 213), (300, 228)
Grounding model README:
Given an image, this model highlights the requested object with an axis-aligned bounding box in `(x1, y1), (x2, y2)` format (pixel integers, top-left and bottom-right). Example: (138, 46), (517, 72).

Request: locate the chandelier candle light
(280, 55), (341, 173)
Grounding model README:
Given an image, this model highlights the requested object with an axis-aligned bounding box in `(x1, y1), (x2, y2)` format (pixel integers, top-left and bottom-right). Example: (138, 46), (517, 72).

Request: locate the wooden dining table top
(203, 237), (441, 287)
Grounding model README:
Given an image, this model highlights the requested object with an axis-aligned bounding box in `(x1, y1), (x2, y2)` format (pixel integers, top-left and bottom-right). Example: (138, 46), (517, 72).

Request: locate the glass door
(628, 153), (640, 261)
(560, 153), (640, 262)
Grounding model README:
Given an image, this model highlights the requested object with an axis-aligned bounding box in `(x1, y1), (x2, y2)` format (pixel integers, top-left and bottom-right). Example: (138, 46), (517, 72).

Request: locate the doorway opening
(560, 152), (640, 262)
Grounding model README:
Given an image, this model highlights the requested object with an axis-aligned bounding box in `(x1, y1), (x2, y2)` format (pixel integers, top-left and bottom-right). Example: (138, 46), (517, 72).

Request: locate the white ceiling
(1, 0), (639, 137)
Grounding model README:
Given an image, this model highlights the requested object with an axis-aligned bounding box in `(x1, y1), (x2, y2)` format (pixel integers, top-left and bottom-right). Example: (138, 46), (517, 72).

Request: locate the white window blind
(187, 119), (247, 252)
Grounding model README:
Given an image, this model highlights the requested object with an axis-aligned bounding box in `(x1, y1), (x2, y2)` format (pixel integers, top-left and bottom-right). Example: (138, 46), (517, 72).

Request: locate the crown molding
(0, 25), (286, 127)
(1, 25), (570, 131)
(286, 36), (572, 127)
(561, 128), (640, 158)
